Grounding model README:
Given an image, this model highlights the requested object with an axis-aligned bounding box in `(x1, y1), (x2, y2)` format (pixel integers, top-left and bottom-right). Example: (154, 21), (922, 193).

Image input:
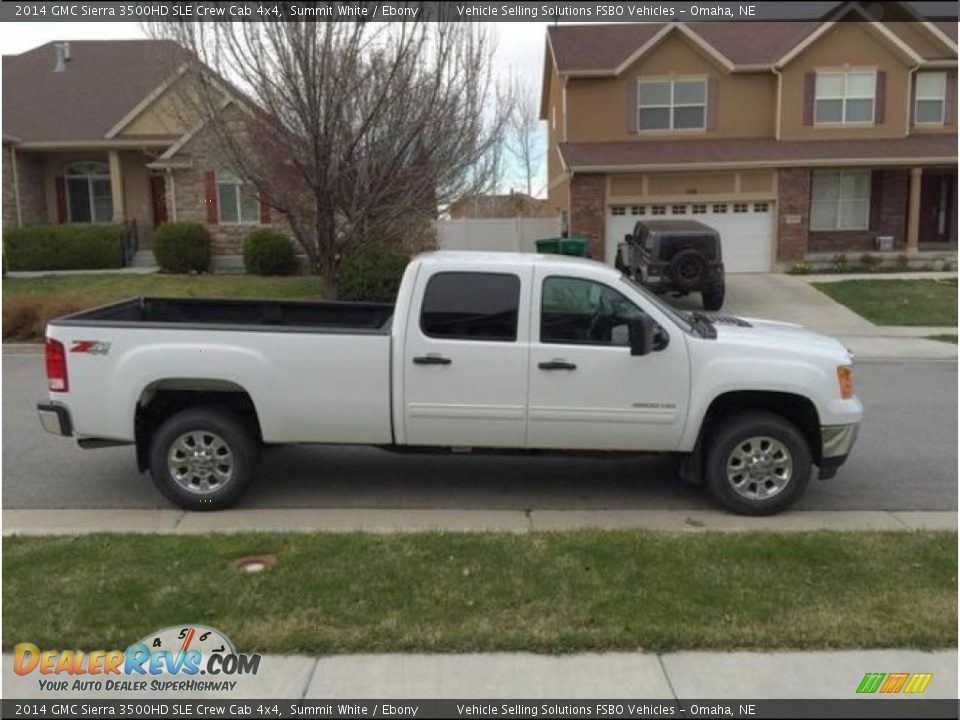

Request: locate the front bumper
(818, 423), (859, 479)
(37, 403), (72, 437)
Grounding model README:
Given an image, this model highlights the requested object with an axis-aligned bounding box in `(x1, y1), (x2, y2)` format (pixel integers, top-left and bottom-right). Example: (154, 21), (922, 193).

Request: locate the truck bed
(51, 297), (395, 334)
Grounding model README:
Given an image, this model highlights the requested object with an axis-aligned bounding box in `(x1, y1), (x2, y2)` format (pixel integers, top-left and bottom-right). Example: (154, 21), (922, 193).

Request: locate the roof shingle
(2, 40), (191, 143)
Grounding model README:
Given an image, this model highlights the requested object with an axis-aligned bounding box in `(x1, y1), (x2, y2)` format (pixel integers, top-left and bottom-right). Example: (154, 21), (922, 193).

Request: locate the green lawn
(3, 531), (955, 654)
(2, 274), (325, 342)
(813, 278), (958, 326)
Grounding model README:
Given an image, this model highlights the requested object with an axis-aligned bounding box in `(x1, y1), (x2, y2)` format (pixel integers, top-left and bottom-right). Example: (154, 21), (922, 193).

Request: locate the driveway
(670, 273), (874, 333)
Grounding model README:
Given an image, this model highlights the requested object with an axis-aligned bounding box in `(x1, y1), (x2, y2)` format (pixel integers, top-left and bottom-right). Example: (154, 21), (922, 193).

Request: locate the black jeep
(615, 219), (725, 311)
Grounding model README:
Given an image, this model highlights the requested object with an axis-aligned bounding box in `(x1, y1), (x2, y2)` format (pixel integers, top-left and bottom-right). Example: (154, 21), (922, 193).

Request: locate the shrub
(338, 244), (411, 302)
(831, 253), (849, 273)
(3, 224), (123, 271)
(895, 253), (910, 271)
(2, 296), (91, 342)
(860, 253), (881, 272)
(243, 229), (298, 276)
(788, 262), (811, 275)
(153, 222), (211, 273)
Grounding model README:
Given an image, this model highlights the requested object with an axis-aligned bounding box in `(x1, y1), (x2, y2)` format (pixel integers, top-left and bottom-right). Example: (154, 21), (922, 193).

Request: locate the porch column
(906, 167), (922, 255)
(108, 150), (125, 223)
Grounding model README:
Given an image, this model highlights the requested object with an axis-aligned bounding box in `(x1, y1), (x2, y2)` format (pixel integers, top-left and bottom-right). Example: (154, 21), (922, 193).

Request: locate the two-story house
(541, 10), (957, 272)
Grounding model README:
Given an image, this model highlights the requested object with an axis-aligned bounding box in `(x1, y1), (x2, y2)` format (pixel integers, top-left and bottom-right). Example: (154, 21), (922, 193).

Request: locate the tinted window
(541, 276), (641, 346)
(421, 272), (520, 341)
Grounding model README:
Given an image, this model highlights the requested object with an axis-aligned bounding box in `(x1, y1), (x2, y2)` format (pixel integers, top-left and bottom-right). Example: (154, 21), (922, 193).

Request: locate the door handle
(413, 355), (452, 366)
(538, 360), (577, 370)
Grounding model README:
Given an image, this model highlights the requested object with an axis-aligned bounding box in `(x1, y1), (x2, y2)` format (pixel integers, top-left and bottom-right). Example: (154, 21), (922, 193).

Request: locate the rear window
(420, 272), (520, 342)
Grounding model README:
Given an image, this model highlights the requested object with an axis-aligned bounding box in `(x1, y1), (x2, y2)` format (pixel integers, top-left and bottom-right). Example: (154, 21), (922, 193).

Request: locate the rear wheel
(702, 283), (725, 311)
(148, 407), (259, 511)
(705, 411), (811, 515)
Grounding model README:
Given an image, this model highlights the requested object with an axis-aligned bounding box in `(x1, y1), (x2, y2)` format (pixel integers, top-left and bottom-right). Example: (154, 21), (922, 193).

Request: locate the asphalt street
(3, 354), (956, 511)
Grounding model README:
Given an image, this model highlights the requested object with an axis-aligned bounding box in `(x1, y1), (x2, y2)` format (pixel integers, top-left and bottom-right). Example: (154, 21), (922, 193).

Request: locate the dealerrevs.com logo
(14, 625), (261, 693)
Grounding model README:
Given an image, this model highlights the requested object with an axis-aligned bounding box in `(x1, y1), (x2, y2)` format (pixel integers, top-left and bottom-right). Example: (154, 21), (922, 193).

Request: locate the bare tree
(147, 17), (510, 297)
(504, 77), (545, 199)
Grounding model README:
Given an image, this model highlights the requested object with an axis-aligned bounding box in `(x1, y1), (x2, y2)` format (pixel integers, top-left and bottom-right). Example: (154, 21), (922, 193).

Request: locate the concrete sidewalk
(3, 649), (956, 699)
(3, 508), (956, 536)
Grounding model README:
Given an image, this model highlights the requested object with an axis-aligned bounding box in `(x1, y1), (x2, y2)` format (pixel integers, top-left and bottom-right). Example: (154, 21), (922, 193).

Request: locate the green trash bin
(535, 236), (590, 257)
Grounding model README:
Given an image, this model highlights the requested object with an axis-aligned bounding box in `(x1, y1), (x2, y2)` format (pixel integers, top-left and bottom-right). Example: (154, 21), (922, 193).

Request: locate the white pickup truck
(38, 252), (861, 515)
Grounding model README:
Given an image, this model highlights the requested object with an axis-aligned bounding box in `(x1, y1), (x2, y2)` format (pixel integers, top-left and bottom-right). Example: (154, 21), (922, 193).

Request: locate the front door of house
(920, 171), (958, 245)
(150, 175), (168, 229)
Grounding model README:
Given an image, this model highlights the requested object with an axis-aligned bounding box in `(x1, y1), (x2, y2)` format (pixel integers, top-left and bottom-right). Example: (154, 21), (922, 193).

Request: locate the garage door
(605, 201), (775, 273)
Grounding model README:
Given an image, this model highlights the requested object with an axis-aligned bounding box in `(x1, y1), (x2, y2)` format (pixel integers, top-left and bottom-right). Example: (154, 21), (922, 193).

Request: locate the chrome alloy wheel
(167, 430), (234, 495)
(725, 435), (793, 500)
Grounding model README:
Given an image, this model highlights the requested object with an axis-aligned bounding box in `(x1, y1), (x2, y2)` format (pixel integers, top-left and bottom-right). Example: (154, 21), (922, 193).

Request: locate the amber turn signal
(837, 366), (853, 399)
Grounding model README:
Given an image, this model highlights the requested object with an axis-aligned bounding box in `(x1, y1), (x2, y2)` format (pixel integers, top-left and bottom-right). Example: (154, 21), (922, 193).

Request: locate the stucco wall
(564, 33), (777, 143)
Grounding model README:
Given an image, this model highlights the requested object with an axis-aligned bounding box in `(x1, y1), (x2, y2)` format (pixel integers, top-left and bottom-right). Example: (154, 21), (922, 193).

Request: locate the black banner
(3, 699), (960, 719)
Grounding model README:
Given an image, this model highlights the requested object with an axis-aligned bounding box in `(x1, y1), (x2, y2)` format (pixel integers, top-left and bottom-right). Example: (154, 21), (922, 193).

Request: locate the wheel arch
(679, 390), (822, 486)
(134, 379), (262, 473)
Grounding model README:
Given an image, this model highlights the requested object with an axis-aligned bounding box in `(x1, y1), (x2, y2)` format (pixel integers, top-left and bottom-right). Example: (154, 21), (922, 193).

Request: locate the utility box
(876, 235), (895, 252)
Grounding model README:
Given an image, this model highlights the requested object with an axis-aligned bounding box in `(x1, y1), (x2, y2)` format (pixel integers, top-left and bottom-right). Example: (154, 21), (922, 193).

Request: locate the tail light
(45, 338), (68, 392)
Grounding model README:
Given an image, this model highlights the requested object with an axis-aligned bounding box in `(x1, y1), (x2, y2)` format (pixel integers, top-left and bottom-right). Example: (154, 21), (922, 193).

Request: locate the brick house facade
(541, 8), (958, 271)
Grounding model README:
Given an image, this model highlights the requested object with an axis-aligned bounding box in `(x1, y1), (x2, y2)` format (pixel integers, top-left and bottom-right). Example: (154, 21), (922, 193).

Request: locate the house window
(815, 71), (876, 124)
(637, 79), (707, 131)
(810, 170), (871, 231)
(915, 72), (947, 125)
(217, 170), (259, 224)
(65, 161), (112, 223)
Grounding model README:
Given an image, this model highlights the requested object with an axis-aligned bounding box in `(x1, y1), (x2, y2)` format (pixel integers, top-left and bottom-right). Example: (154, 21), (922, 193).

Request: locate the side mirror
(628, 314), (656, 356)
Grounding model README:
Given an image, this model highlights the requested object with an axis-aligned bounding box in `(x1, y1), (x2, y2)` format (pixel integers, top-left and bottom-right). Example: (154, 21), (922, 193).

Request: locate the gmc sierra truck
(38, 252), (861, 515)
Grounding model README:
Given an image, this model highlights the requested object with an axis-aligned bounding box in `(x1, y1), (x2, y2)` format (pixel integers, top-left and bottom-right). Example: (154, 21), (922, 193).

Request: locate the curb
(2, 508), (956, 536)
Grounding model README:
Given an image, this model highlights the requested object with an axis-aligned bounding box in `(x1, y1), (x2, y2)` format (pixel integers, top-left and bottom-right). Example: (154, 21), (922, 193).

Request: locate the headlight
(837, 366), (853, 399)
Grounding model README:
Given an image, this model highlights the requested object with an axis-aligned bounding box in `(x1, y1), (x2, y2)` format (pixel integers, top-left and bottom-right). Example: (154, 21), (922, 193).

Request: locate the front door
(150, 175), (168, 229)
(401, 268), (531, 448)
(527, 271), (690, 451)
(920, 171), (958, 245)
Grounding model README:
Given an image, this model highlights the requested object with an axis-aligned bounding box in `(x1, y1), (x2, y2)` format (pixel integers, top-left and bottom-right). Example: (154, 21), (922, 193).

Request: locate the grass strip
(927, 334), (958, 344)
(813, 278), (957, 326)
(4, 531), (955, 654)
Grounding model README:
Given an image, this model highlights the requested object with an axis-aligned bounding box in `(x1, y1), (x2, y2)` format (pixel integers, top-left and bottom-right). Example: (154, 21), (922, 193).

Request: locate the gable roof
(2, 40), (192, 144)
(546, 17), (957, 76)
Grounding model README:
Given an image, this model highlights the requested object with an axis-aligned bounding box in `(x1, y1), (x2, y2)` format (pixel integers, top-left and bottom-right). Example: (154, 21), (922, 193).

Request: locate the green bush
(339, 244), (410, 302)
(153, 222), (211, 273)
(3, 224), (124, 271)
(243, 229), (298, 276)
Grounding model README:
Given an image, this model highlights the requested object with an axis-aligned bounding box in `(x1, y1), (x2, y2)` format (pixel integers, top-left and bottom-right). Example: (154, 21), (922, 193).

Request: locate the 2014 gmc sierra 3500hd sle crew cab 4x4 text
(37, 252), (861, 515)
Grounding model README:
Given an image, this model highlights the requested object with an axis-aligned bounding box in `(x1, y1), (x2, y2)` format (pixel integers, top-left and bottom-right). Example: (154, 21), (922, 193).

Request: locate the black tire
(148, 406), (259, 511)
(705, 411), (811, 516)
(702, 283), (725, 311)
(668, 249), (708, 290)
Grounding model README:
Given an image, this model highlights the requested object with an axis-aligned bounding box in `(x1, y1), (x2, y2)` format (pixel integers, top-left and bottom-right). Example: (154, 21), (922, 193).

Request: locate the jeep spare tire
(668, 249), (707, 289)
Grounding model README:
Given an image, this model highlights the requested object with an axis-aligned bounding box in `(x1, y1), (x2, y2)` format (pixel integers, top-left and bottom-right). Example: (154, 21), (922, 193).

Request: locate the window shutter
(802, 72), (816, 126)
(54, 176), (67, 223)
(874, 71), (886, 124)
(627, 80), (638, 133)
(946, 69), (957, 125)
(204, 171), (218, 224)
(706, 78), (719, 131)
(259, 198), (271, 224)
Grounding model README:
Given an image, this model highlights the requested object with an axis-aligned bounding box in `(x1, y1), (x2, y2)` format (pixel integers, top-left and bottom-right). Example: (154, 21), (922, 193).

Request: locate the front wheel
(148, 407), (259, 511)
(705, 411), (811, 515)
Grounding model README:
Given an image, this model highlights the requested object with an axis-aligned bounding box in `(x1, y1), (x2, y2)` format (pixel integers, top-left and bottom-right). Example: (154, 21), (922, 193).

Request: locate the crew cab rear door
(400, 264), (531, 447)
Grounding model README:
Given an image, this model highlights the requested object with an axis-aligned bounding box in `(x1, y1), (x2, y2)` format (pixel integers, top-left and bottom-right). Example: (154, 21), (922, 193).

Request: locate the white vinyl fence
(436, 216), (562, 253)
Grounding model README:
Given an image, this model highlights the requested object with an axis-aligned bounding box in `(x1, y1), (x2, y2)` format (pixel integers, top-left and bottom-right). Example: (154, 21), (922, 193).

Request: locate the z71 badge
(70, 340), (111, 355)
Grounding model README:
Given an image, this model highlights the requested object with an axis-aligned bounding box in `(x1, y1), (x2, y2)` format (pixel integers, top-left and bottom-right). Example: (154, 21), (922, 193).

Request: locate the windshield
(620, 275), (694, 334)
